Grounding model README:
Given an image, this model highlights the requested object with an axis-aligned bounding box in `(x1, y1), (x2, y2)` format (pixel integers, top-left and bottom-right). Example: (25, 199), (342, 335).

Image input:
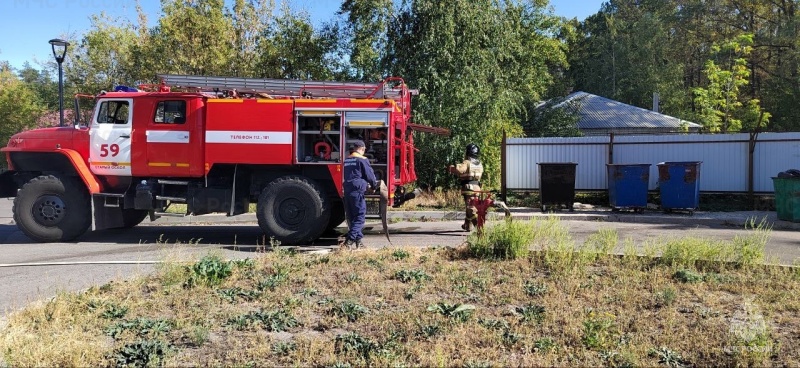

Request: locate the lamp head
(49, 38), (70, 63)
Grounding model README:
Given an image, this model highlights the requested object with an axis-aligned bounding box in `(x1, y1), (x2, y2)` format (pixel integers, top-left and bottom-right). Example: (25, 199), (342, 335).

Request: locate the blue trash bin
(607, 164), (651, 213)
(657, 161), (701, 214)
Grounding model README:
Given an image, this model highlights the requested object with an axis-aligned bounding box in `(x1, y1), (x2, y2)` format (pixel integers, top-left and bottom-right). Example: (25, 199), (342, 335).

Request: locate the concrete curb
(149, 209), (800, 231)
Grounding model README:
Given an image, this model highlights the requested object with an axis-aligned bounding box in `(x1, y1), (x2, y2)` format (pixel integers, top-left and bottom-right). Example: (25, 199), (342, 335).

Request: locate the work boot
(355, 239), (365, 249)
(343, 238), (356, 250)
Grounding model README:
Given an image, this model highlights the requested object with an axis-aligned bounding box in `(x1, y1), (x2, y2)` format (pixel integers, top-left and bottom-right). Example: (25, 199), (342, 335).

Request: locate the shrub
(334, 332), (379, 362)
(501, 328), (522, 347)
(272, 341), (297, 356)
(416, 323), (442, 339)
(105, 318), (174, 339)
(648, 347), (687, 368)
(394, 269), (431, 283)
(427, 302), (475, 323)
(217, 287), (260, 303)
(583, 228), (619, 259)
(523, 281), (548, 297)
(731, 219), (769, 267)
(467, 220), (534, 260)
(534, 337), (557, 352)
(673, 269), (703, 283)
(515, 304), (546, 324)
(190, 255), (233, 286)
(391, 249), (410, 261)
(257, 270), (289, 291)
(328, 301), (369, 322)
(111, 339), (170, 368)
(653, 287), (677, 308)
(583, 311), (616, 350)
(226, 309), (298, 331)
(478, 318), (509, 331)
(659, 228), (767, 270)
(100, 303), (129, 320)
(659, 237), (728, 269)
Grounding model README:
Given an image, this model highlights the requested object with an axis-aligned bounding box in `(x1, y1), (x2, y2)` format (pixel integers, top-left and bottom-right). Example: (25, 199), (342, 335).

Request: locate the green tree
(229, 0), (275, 77)
(522, 99), (582, 138)
(569, 0), (687, 118)
(150, 0), (237, 76)
(0, 67), (45, 149)
(256, 2), (337, 79)
(692, 34), (771, 132)
(388, 0), (566, 188)
(335, 0), (394, 81)
(66, 12), (140, 93)
(17, 62), (58, 110)
(570, 0), (800, 131)
(127, 1), (161, 83)
(733, 0), (800, 131)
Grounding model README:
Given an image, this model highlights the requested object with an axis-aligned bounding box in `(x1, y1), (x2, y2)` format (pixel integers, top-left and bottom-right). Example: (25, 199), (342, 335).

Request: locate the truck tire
(121, 209), (149, 228)
(12, 175), (91, 242)
(326, 200), (346, 231)
(257, 176), (331, 245)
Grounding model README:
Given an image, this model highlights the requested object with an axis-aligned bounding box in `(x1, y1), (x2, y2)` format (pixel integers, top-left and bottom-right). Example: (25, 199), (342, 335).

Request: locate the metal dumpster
(657, 161), (701, 215)
(538, 162), (577, 212)
(772, 177), (800, 222)
(607, 164), (650, 213)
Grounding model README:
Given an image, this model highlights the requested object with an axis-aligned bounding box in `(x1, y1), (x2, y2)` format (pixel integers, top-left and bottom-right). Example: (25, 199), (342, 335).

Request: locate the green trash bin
(772, 177), (800, 222)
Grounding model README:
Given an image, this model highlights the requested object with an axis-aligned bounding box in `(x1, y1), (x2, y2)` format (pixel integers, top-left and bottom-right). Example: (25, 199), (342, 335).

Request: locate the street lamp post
(49, 38), (70, 127)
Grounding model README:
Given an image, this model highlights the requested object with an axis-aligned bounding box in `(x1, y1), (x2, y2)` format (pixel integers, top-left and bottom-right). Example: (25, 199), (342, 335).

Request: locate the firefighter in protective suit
(449, 143), (484, 231)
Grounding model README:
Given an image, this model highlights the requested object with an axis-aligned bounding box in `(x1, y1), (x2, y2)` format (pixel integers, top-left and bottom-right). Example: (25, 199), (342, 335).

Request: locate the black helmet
(465, 143), (479, 158)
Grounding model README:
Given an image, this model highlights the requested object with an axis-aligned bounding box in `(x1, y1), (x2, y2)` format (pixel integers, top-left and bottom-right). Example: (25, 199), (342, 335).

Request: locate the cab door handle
(120, 134), (131, 138)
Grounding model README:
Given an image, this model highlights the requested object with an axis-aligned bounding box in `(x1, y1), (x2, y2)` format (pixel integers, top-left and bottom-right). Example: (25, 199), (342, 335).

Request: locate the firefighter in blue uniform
(343, 140), (378, 249)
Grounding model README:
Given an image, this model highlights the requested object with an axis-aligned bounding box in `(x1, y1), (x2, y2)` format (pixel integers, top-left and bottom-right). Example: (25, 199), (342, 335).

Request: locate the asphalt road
(1, 198), (799, 318)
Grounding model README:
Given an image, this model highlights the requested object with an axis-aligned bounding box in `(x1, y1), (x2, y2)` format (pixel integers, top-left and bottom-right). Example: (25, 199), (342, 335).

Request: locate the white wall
(505, 132), (800, 193)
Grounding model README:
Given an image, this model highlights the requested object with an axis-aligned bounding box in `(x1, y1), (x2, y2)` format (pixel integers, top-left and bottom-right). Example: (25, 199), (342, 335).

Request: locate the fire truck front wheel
(13, 175), (91, 242)
(326, 201), (346, 231)
(257, 176), (331, 245)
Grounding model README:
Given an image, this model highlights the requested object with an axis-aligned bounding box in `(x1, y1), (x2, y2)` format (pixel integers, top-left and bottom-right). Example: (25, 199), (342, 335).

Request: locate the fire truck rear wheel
(257, 176), (331, 245)
(13, 175), (91, 242)
(121, 209), (149, 228)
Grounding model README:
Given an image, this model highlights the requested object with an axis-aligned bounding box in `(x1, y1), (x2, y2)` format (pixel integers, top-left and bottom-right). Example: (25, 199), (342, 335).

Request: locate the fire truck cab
(0, 75), (441, 244)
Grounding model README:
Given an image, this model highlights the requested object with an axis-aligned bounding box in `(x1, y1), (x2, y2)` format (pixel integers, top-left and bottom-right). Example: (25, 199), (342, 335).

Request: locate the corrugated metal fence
(502, 132), (800, 193)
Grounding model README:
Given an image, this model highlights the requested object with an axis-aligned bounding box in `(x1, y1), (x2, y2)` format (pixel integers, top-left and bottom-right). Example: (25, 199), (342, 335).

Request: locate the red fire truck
(0, 75), (446, 244)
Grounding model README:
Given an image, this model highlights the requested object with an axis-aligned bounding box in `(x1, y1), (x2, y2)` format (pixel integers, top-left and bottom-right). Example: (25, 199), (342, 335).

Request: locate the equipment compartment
(296, 114), (342, 163)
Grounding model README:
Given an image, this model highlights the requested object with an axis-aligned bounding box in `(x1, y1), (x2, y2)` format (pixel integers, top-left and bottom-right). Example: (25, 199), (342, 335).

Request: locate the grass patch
(655, 218), (770, 271)
(466, 219), (535, 260)
(1, 222), (797, 367)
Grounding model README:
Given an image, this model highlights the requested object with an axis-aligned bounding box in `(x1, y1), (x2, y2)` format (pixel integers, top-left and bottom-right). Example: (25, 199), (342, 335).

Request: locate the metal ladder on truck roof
(158, 74), (404, 100)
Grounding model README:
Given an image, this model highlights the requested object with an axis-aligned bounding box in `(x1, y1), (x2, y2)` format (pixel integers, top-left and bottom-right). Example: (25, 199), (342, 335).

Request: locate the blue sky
(0, 0), (604, 70)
